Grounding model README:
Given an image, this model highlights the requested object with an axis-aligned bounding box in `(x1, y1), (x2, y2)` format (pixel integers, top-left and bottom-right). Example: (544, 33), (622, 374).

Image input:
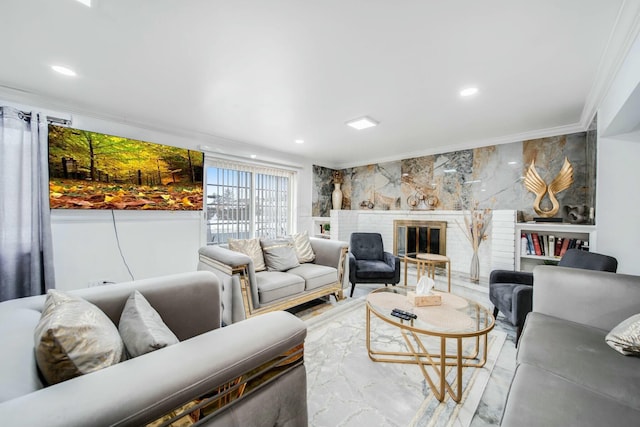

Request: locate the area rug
(305, 298), (506, 427)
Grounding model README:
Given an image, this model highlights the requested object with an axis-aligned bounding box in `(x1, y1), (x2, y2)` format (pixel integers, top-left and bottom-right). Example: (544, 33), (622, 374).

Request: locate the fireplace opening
(393, 220), (447, 257)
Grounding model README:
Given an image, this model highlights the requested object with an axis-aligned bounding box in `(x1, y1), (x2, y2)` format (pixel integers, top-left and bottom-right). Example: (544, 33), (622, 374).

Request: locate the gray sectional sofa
(501, 266), (640, 426)
(0, 272), (308, 426)
(198, 237), (348, 325)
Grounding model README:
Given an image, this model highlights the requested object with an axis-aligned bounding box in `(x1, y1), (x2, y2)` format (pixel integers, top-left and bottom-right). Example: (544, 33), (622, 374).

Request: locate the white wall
(1, 95), (314, 290)
(596, 32), (640, 275)
(595, 133), (640, 275)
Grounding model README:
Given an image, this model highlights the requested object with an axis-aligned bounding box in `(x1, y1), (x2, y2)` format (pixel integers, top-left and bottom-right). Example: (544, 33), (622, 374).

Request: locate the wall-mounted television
(48, 125), (203, 210)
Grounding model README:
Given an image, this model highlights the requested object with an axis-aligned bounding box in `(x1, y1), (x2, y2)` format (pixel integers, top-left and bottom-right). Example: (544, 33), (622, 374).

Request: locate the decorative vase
(470, 250), (480, 283)
(332, 183), (343, 210)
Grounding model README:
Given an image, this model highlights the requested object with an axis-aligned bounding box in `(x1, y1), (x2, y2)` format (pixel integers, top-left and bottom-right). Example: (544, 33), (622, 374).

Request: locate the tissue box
(407, 291), (441, 307)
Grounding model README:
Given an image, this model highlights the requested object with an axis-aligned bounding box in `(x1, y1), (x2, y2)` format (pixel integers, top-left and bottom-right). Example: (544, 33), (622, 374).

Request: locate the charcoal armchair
(348, 232), (401, 297)
(489, 249), (618, 343)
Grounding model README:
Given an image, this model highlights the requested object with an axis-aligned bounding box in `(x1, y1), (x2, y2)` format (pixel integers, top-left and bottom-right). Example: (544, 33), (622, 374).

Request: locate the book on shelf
(521, 233), (529, 255)
(555, 237), (563, 257)
(559, 238), (571, 257)
(525, 233), (535, 255)
(521, 231), (590, 259)
(531, 233), (542, 256)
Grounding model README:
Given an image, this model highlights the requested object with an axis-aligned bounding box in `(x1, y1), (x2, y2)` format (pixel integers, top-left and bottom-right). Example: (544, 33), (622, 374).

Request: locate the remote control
(392, 308), (417, 319)
(390, 311), (412, 321)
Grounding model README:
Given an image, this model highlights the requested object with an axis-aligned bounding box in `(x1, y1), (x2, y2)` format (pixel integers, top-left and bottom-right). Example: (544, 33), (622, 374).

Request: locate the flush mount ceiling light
(346, 116), (378, 130)
(76, 0), (92, 6)
(295, 139), (304, 144)
(51, 65), (77, 77)
(459, 87), (479, 97)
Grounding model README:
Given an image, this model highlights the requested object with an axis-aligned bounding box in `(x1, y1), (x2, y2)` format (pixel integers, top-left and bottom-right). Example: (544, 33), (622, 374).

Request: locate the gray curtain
(0, 106), (55, 301)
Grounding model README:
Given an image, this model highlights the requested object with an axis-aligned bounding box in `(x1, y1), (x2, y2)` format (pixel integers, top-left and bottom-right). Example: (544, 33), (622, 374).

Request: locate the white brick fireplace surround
(330, 210), (516, 286)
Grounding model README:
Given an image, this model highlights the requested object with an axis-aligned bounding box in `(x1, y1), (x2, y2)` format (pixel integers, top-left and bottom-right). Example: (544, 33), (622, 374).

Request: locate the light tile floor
(291, 266), (517, 426)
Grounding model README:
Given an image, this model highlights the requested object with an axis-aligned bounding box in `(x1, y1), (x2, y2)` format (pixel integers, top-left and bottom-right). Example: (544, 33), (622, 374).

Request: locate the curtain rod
(19, 111), (72, 126)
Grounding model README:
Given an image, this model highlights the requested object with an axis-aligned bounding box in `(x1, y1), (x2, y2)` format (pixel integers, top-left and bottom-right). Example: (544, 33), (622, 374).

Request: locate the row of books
(521, 233), (589, 258)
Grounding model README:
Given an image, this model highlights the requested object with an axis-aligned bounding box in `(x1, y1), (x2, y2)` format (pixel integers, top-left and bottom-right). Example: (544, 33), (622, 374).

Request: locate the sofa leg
(350, 283), (356, 298)
(493, 307), (499, 318)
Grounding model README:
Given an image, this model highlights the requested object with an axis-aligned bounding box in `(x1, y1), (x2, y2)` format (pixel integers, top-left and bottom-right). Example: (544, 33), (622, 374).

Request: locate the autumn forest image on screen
(48, 125), (203, 210)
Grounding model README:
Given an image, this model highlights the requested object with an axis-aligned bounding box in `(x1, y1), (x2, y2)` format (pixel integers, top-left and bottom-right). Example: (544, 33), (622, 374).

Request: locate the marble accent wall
(312, 130), (596, 222)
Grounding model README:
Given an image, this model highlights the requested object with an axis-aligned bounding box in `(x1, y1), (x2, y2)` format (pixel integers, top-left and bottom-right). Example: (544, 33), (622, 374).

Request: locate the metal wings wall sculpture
(524, 157), (574, 217)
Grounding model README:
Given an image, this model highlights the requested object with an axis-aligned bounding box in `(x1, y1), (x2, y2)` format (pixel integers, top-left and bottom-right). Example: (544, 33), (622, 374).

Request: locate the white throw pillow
(228, 237), (267, 272)
(292, 231), (316, 263)
(605, 313), (640, 356)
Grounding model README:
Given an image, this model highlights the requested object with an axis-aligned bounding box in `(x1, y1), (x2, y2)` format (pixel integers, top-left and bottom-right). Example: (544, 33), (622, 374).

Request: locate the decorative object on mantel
(359, 200), (374, 209)
(331, 170), (343, 210)
(524, 157), (574, 218)
(564, 204), (590, 224)
(407, 190), (439, 210)
(458, 200), (492, 283)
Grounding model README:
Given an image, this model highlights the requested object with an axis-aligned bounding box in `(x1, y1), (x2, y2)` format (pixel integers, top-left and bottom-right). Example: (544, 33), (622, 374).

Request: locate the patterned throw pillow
(34, 290), (125, 385)
(292, 231), (316, 263)
(606, 313), (640, 356)
(260, 238), (301, 272)
(119, 290), (179, 358)
(228, 237), (267, 272)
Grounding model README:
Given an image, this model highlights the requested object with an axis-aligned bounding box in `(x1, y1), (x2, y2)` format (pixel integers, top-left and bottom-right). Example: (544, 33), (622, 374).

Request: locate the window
(205, 160), (294, 244)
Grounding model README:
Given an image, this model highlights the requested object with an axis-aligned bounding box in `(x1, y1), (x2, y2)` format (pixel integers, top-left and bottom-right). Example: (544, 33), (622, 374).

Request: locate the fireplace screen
(393, 220), (447, 257)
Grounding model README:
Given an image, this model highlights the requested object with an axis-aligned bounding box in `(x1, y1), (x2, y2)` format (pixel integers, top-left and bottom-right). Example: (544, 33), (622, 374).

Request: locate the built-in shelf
(312, 216), (331, 239)
(515, 222), (596, 272)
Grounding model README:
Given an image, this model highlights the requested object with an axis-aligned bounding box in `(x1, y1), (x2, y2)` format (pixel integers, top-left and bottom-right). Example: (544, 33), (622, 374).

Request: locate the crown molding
(332, 122), (585, 169)
(580, 0), (640, 128)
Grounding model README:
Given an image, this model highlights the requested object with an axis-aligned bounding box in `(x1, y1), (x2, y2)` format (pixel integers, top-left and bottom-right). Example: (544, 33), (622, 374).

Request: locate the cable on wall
(111, 210), (134, 281)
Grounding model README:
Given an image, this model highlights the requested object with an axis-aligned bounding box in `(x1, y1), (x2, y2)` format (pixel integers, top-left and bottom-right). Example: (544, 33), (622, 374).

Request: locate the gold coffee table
(366, 286), (494, 402)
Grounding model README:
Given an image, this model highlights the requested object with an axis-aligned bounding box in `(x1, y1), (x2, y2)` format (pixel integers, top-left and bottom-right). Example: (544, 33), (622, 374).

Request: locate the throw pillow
(605, 313), (640, 356)
(119, 290), (179, 358)
(260, 237), (300, 272)
(34, 290), (125, 385)
(228, 238), (267, 272)
(292, 231), (316, 263)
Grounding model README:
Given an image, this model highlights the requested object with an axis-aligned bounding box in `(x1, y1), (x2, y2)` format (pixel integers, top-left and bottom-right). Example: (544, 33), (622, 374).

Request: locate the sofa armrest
(383, 252), (401, 284)
(310, 237), (348, 268)
(490, 270), (534, 286)
(511, 285), (533, 327)
(0, 311), (307, 427)
(198, 245), (261, 321)
(533, 266), (640, 330)
(310, 237), (348, 284)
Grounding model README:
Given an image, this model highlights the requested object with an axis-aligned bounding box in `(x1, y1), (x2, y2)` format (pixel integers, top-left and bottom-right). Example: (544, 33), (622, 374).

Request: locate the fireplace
(393, 220), (447, 257)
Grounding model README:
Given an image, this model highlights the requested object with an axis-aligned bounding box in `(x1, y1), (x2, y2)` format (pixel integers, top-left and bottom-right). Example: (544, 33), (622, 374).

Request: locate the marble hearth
(330, 209), (516, 285)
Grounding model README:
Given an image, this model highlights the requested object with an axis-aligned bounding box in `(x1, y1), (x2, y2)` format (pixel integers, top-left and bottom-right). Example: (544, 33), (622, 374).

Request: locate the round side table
(415, 253), (451, 293)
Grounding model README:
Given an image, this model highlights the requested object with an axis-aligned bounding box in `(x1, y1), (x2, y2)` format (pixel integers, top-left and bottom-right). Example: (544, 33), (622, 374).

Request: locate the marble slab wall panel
(312, 165), (334, 217)
(312, 130), (595, 222)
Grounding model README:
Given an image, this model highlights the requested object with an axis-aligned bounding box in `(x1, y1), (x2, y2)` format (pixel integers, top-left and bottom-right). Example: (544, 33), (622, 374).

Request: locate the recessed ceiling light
(250, 154), (257, 159)
(295, 139), (304, 144)
(346, 116), (378, 130)
(459, 87), (479, 97)
(51, 65), (77, 77)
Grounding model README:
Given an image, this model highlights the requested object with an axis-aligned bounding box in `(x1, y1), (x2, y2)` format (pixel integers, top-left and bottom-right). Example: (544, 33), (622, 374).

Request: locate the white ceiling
(0, 0), (637, 168)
